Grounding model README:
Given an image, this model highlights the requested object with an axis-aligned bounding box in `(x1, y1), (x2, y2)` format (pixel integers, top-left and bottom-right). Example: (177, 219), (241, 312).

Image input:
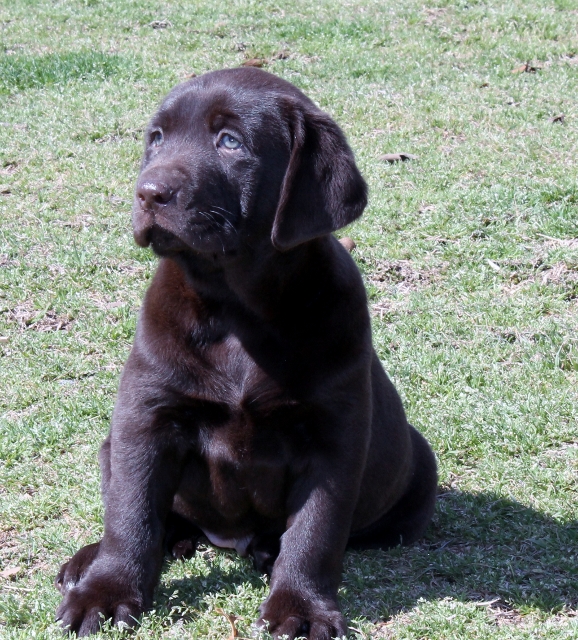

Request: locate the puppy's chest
(186, 334), (305, 462)
(178, 336), (307, 520)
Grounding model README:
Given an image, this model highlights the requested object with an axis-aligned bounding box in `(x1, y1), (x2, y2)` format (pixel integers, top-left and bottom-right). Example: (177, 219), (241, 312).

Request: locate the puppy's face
(132, 68), (367, 258)
(133, 69), (293, 257)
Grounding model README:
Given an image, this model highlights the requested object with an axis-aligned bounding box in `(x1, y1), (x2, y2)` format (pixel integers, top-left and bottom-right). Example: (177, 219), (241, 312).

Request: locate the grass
(0, 0), (577, 638)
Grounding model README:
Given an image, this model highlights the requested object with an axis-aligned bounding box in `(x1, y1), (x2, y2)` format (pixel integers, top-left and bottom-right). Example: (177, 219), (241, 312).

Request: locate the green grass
(0, 51), (132, 93)
(1, 0), (577, 638)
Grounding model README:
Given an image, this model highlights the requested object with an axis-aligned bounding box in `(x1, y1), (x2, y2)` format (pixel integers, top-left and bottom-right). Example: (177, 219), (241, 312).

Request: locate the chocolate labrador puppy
(55, 67), (437, 639)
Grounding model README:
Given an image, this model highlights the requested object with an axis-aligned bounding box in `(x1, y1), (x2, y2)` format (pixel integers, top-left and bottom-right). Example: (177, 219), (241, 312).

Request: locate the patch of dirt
(366, 259), (443, 318)
(541, 442), (578, 462)
(0, 528), (21, 561)
(539, 262), (578, 285)
(543, 237), (578, 250)
(371, 298), (408, 319)
(113, 261), (147, 275)
(0, 161), (18, 176)
(368, 259), (436, 293)
(371, 614), (411, 638)
(0, 254), (18, 268)
(6, 303), (73, 332)
(241, 57), (265, 67)
(485, 600), (528, 627)
(490, 327), (547, 345)
(47, 263), (67, 276)
(149, 19), (172, 29)
(439, 130), (467, 155)
(512, 62), (542, 73)
(422, 7), (448, 26)
(87, 292), (125, 311)
(501, 249), (578, 297)
(369, 260), (431, 291)
(508, 263), (578, 296)
(56, 213), (94, 230)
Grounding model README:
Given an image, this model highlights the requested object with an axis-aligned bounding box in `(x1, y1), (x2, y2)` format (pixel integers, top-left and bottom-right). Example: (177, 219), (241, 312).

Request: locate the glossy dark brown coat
(55, 68), (437, 639)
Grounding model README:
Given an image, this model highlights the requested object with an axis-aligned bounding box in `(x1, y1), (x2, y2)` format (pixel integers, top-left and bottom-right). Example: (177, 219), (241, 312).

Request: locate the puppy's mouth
(132, 200), (191, 254)
(136, 224), (188, 256)
(133, 208), (239, 257)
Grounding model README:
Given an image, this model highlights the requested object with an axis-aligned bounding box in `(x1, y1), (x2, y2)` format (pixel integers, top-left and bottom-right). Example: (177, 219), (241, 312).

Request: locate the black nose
(136, 180), (177, 210)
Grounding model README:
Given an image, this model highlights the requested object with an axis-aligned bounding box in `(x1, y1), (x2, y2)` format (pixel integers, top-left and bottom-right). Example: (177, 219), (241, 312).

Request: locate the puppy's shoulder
(323, 235), (368, 304)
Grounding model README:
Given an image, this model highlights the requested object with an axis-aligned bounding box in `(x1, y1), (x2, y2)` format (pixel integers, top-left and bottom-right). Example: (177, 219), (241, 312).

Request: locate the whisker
(195, 210), (221, 234)
(210, 205), (234, 216)
(196, 211), (228, 253)
(208, 208), (238, 235)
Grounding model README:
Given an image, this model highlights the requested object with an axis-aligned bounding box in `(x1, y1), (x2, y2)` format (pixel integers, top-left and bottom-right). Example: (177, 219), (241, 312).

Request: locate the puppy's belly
(172, 457), (288, 542)
(172, 410), (294, 540)
(201, 530), (253, 556)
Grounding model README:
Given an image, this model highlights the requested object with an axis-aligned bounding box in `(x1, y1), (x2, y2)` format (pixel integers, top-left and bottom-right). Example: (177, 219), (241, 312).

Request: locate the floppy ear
(271, 101), (368, 251)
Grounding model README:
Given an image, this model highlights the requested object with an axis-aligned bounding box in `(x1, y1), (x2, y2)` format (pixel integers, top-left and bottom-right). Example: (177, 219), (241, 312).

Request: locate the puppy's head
(132, 67), (367, 257)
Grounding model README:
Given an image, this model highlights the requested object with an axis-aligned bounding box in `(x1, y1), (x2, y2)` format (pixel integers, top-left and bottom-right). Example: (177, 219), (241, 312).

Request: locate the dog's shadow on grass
(342, 489), (578, 621)
(155, 546), (268, 625)
(156, 489), (577, 626)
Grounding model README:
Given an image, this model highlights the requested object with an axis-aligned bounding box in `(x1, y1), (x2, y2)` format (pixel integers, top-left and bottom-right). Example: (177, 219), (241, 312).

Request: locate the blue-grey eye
(219, 133), (241, 150)
(151, 130), (163, 146)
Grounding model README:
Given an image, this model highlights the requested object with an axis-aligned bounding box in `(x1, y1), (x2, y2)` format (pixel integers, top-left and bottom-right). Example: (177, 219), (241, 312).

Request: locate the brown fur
(55, 68), (437, 639)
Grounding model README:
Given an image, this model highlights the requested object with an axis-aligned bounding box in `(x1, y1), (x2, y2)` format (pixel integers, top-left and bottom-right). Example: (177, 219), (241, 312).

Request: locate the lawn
(1, 0), (577, 638)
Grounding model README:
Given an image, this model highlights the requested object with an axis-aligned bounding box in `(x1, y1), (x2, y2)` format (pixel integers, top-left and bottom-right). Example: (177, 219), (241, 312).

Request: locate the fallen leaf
(380, 153), (417, 163)
(551, 114), (565, 123)
(184, 72), (197, 79)
(242, 58), (265, 67)
(486, 259), (502, 273)
(0, 336), (8, 344)
(0, 566), (20, 579)
(339, 237), (356, 253)
(511, 62), (540, 73)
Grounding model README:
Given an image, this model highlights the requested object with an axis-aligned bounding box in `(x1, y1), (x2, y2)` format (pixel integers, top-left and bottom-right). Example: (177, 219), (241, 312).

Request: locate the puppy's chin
(134, 225), (188, 256)
(135, 223), (238, 259)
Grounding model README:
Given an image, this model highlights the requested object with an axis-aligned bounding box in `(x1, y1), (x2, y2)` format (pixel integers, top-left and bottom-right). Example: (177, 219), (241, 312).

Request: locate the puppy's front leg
(56, 406), (185, 636)
(257, 439), (367, 640)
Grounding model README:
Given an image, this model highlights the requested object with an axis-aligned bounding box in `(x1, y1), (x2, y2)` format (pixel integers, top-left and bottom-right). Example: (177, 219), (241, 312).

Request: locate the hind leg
(348, 425), (437, 550)
(164, 511), (202, 560)
(247, 532), (281, 576)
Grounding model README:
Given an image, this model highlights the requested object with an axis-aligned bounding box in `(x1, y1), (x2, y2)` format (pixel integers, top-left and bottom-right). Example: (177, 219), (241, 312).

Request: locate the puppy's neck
(171, 237), (329, 320)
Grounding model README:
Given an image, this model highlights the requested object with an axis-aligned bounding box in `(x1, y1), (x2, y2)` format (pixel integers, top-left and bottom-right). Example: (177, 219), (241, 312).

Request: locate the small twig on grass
(474, 597), (502, 607)
(215, 608), (239, 639)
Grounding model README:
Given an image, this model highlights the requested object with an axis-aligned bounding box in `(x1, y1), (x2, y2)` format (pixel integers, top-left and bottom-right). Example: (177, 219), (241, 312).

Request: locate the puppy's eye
(151, 130), (163, 146)
(218, 133), (241, 150)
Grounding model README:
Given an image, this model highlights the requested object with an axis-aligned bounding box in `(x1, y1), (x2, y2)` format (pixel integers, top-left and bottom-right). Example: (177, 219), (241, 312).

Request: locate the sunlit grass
(1, 0), (577, 637)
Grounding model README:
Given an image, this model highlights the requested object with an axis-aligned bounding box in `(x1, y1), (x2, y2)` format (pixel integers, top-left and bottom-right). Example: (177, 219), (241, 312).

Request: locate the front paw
(257, 589), (347, 640)
(55, 542), (101, 594)
(56, 571), (144, 636)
